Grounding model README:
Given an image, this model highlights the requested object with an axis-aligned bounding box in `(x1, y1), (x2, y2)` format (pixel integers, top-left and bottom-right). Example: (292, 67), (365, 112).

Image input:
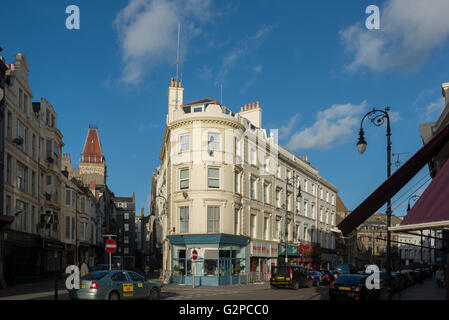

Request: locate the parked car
(68, 270), (161, 300)
(400, 270), (415, 287)
(89, 264), (111, 272)
(391, 272), (404, 293)
(309, 271), (327, 286)
(270, 266), (313, 289)
(335, 263), (357, 275)
(320, 270), (335, 283)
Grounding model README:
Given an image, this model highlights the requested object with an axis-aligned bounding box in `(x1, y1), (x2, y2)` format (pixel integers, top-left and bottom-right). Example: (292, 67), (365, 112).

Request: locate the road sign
(192, 249), (198, 260)
(105, 239), (117, 253)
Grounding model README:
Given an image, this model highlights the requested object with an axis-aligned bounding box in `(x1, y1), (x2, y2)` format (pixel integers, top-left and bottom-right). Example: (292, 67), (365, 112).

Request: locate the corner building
(154, 79), (338, 286)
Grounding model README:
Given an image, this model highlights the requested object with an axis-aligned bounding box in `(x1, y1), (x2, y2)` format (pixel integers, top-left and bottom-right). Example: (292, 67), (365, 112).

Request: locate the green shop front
(168, 234), (250, 286)
(278, 244), (301, 266)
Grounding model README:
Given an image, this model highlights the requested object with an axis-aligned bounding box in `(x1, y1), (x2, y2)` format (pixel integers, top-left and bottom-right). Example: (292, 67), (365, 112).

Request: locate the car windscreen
(81, 271), (109, 281)
(271, 267), (291, 276)
(334, 275), (365, 285)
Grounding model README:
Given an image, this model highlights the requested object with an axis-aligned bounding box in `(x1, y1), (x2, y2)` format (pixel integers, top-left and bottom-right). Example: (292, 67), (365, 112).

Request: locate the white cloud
(114, 0), (213, 84)
(217, 25), (275, 83)
(286, 101), (368, 150)
(198, 65), (212, 80)
(340, 0), (449, 72)
(425, 97), (445, 121)
(241, 65), (263, 92)
(278, 113), (300, 140)
(389, 111), (401, 123)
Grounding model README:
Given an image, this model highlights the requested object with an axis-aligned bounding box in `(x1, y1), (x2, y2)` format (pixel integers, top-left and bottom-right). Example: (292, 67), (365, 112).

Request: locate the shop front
(3, 230), (41, 285)
(278, 244), (300, 266)
(41, 239), (64, 278)
(298, 244), (322, 269)
(168, 234), (250, 286)
(321, 248), (338, 270)
(249, 241), (278, 282)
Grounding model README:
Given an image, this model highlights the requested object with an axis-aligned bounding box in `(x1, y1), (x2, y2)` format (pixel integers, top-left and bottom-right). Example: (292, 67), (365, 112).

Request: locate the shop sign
(278, 244), (299, 256)
(43, 239), (64, 250)
(250, 242), (278, 257)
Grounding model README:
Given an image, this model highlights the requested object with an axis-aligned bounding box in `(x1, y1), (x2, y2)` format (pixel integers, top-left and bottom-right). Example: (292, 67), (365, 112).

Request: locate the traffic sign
(192, 249), (198, 260)
(105, 239), (117, 253)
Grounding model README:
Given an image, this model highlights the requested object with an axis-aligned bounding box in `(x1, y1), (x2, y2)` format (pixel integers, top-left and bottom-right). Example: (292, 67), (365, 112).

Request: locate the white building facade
(153, 79), (338, 286)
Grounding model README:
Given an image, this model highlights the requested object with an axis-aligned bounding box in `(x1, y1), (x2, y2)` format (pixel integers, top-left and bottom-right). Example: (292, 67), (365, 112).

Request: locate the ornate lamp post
(357, 107), (392, 288)
(284, 174), (302, 265)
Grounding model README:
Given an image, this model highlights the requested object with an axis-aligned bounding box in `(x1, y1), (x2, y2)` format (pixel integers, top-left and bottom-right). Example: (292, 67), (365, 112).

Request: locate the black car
(271, 266), (313, 289)
(329, 274), (371, 300)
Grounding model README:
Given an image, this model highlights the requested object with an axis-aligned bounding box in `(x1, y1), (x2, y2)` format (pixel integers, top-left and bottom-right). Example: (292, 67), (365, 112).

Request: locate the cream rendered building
(3, 53), (66, 279)
(154, 79), (338, 286)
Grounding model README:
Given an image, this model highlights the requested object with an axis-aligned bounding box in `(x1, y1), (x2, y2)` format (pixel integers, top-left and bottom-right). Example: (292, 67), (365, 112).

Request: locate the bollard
(54, 279), (58, 300)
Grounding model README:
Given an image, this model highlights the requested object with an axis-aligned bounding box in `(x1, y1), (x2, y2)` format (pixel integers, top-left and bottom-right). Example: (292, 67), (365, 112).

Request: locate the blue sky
(1, 0), (449, 216)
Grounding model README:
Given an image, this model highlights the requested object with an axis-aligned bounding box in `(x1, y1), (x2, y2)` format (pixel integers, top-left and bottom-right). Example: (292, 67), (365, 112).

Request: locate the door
(128, 271), (146, 298)
(110, 271), (133, 300)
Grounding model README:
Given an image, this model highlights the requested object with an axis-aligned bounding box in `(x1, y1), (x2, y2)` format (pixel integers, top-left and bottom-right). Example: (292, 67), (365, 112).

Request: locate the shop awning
(390, 156), (449, 232)
(0, 215), (14, 230)
(338, 121), (449, 236)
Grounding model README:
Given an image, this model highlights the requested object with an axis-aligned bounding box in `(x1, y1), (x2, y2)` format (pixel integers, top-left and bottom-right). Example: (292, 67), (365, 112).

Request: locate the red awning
(338, 121), (449, 236)
(0, 215), (14, 229)
(400, 156), (449, 226)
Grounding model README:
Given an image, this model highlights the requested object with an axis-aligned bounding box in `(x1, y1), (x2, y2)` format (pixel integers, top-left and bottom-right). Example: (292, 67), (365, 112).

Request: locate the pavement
(0, 278), (69, 300)
(393, 277), (446, 300)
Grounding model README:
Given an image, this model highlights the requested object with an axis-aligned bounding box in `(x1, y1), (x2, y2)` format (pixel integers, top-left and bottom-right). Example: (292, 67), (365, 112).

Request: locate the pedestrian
(116, 262), (121, 270)
(145, 264), (150, 280)
(440, 267), (446, 288)
(435, 268), (443, 288)
(80, 259), (89, 278)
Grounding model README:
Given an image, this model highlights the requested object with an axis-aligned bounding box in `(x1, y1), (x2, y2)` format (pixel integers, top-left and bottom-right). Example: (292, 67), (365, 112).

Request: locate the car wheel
(293, 281), (300, 290)
(149, 288), (160, 300)
(108, 291), (120, 300)
(307, 281), (313, 288)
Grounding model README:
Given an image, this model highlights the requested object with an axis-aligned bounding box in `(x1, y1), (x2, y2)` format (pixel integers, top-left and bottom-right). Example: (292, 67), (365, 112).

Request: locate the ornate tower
(78, 125), (106, 187)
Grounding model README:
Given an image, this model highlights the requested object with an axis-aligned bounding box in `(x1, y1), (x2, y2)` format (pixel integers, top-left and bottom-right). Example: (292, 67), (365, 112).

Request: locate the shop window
(204, 260), (218, 276)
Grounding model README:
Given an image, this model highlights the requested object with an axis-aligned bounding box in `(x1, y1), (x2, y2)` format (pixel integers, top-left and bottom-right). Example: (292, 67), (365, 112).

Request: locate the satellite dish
(46, 184), (56, 195)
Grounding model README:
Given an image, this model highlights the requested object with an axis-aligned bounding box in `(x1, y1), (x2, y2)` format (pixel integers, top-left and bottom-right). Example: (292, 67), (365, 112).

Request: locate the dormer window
(193, 106), (203, 113)
(183, 106), (191, 114)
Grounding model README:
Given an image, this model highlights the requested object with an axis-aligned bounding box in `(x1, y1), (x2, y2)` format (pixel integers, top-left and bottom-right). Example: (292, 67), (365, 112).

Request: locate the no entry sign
(105, 239), (117, 253)
(192, 249), (198, 260)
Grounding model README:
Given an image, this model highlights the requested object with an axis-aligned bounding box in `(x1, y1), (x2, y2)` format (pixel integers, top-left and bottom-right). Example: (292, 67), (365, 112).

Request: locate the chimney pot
(244, 104), (247, 111)
(252, 102), (255, 109)
(240, 107), (243, 112)
(256, 101), (260, 108)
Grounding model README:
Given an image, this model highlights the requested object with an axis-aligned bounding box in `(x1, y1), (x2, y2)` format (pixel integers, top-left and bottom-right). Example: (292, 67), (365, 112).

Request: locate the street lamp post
(284, 174), (302, 265)
(357, 107), (392, 288)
